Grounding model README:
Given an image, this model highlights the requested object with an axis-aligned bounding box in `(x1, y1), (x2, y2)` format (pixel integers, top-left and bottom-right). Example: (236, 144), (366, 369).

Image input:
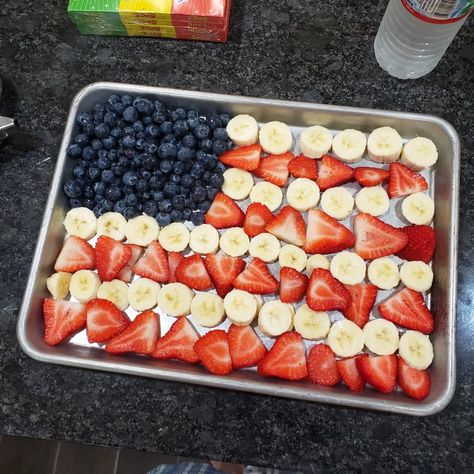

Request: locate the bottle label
(401, 0), (473, 23)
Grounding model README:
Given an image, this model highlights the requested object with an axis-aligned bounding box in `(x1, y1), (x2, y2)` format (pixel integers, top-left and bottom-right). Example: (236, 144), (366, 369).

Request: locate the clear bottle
(374, 0), (473, 79)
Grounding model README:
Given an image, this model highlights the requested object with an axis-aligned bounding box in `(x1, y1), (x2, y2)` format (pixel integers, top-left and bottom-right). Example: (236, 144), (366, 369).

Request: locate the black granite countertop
(1, 1), (473, 471)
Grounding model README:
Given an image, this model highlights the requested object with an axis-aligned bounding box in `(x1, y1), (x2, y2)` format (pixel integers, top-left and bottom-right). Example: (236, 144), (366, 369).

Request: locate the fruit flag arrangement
(47, 96), (439, 401)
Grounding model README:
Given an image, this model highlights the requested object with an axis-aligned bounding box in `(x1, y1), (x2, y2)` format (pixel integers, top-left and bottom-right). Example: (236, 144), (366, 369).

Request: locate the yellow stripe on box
(119, 0), (173, 26)
(124, 24), (177, 37)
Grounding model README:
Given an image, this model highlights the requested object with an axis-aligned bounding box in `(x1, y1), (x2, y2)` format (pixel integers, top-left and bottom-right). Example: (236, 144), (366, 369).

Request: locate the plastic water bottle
(374, 0), (473, 79)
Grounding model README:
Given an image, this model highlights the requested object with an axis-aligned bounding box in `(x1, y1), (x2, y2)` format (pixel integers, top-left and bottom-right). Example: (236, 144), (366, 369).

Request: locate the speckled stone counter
(0, 1), (473, 471)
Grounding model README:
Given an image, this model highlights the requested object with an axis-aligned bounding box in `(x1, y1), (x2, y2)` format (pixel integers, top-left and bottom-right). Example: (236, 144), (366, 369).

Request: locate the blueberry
(203, 154), (218, 170)
(114, 199), (127, 214)
(122, 171), (138, 186)
(182, 134), (197, 149)
(88, 167), (101, 182)
(143, 116), (152, 125)
(213, 127), (228, 141)
(95, 123), (110, 139)
(195, 123), (211, 139)
(157, 143), (177, 160)
(83, 184), (95, 198)
(125, 193), (138, 206)
(101, 169), (114, 183)
(191, 185), (206, 202)
(169, 174), (181, 184)
(97, 149), (108, 160)
(104, 112), (117, 128)
(170, 210), (182, 222)
(197, 139), (211, 153)
(142, 155), (157, 171)
(184, 197), (193, 209)
(158, 160), (172, 174)
(76, 112), (93, 127)
(177, 146), (194, 162)
(156, 212), (172, 226)
(110, 127), (123, 139)
(102, 136), (116, 150)
(133, 138), (144, 151)
(145, 124), (160, 138)
(109, 149), (119, 162)
(121, 94), (134, 106)
(152, 191), (164, 202)
(130, 156), (142, 169)
(122, 135), (136, 149)
(83, 198), (95, 209)
(196, 150), (207, 162)
(159, 199), (172, 213)
(143, 200), (158, 216)
(175, 108), (187, 120)
(83, 123), (95, 136)
(144, 141), (158, 154)
(203, 171), (212, 183)
(170, 110), (180, 122)
(136, 179), (149, 192)
(97, 156), (111, 170)
(207, 187), (219, 200)
(94, 181), (106, 195)
(191, 211), (205, 226)
(123, 106), (139, 123)
(113, 102), (125, 115)
(219, 113), (230, 126)
(125, 149), (136, 160)
(94, 103), (105, 118)
(181, 174), (194, 188)
(93, 204), (106, 217)
(107, 94), (121, 106)
(212, 139), (227, 155)
(123, 206), (138, 219)
(74, 133), (90, 147)
(64, 180), (83, 198)
(187, 110), (198, 119)
(69, 197), (83, 208)
(173, 120), (188, 138)
(160, 121), (173, 135)
(111, 164), (126, 177)
(210, 173), (224, 188)
(106, 185), (122, 201)
(207, 115), (222, 130)
(81, 146), (96, 161)
(73, 165), (86, 179)
(198, 200), (211, 212)
(191, 162), (204, 179)
(187, 117), (200, 130)
(123, 125), (135, 136)
(173, 161), (185, 175)
(152, 109), (167, 124)
(171, 195), (185, 210)
(162, 134), (178, 145)
(130, 121), (143, 134)
(134, 98), (153, 115)
(149, 175), (165, 190)
(68, 143), (83, 158)
(182, 208), (192, 220)
(164, 183), (179, 197)
(103, 199), (114, 211)
(139, 170), (151, 180)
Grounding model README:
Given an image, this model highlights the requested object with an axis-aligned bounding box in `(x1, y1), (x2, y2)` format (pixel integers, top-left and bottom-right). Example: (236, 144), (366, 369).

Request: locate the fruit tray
(17, 82), (459, 416)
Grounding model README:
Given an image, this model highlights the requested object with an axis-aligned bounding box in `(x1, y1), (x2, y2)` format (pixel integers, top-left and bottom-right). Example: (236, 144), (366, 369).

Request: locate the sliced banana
(320, 186), (354, 220)
(46, 272), (72, 299)
(367, 257), (400, 290)
(249, 232), (281, 263)
(69, 270), (101, 303)
(97, 212), (127, 241)
(293, 304), (330, 340)
(299, 125), (333, 158)
(327, 319), (365, 358)
(224, 289), (258, 326)
(157, 282), (195, 317)
(401, 192), (435, 225)
(125, 215), (160, 246)
(286, 178), (320, 212)
(226, 114), (259, 146)
(401, 137), (438, 171)
(249, 181), (283, 212)
(367, 126), (403, 163)
(189, 224), (220, 254)
(306, 254), (330, 273)
(128, 278), (160, 311)
(258, 300), (294, 337)
(64, 207), (97, 240)
(254, 295), (264, 312)
(399, 330), (434, 370)
(355, 186), (390, 217)
(158, 222), (190, 252)
(332, 129), (367, 163)
(400, 261), (433, 292)
(278, 244), (308, 272)
(191, 293), (226, 328)
(97, 279), (129, 310)
(259, 121), (293, 155)
(363, 319), (400, 355)
(219, 227), (250, 257)
(285, 303), (295, 315)
(330, 251), (366, 285)
(221, 168), (254, 201)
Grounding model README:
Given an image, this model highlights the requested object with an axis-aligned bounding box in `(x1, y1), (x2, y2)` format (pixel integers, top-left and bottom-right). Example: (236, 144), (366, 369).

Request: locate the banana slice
(221, 168), (254, 201)
(401, 137), (438, 171)
(399, 261), (433, 292)
(367, 257), (400, 290)
(259, 121), (293, 155)
(125, 215), (160, 246)
(97, 279), (129, 310)
(64, 207), (97, 240)
(189, 224), (220, 254)
(285, 303), (295, 315)
(399, 330), (434, 370)
(327, 319), (365, 357)
(306, 254), (330, 273)
(157, 283), (195, 317)
(128, 278), (160, 311)
(330, 251), (366, 285)
(320, 187), (354, 220)
(402, 192), (435, 225)
(249, 232), (281, 263)
(293, 304), (330, 340)
(278, 244), (308, 272)
(46, 272), (72, 299)
(363, 319), (399, 355)
(97, 212), (127, 241)
(69, 270), (101, 302)
(287, 178), (320, 212)
(332, 129), (367, 163)
(191, 293), (226, 328)
(219, 227), (250, 257)
(258, 300), (294, 337)
(224, 289), (258, 326)
(355, 186), (390, 217)
(226, 114), (259, 146)
(367, 127), (403, 163)
(158, 223), (190, 252)
(254, 295), (264, 312)
(299, 125), (333, 158)
(249, 181), (283, 212)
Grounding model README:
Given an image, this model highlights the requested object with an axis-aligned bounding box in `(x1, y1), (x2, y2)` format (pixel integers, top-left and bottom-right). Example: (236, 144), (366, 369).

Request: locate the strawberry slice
(243, 202), (274, 238)
(378, 287), (434, 334)
(175, 254), (212, 291)
(288, 154), (318, 180)
(105, 310), (159, 354)
(132, 241), (170, 282)
(304, 209), (355, 254)
(233, 258), (279, 295)
(388, 162), (428, 198)
(43, 298), (87, 346)
(316, 155), (354, 191)
(151, 316), (200, 363)
(356, 353), (398, 394)
(86, 298), (130, 343)
(117, 244), (144, 282)
(167, 251), (184, 283)
(204, 254), (245, 297)
(353, 213), (408, 260)
(336, 356), (366, 392)
(218, 144), (262, 171)
(342, 283), (378, 328)
(265, 206), (306, 247)
(227, 324), (267, 369)
(204, 192), (245, 229)
(398, 357), (431, 400)
(95, 235), (132, 282)
(306, 268), (352, 312)
(307, 344), (341, 386)
(54, 236), (95, 272)
(279, 267), (308, 303)
(254, 152), (293, 187)
(194, 329), (233, 375)
(396, 225), (437, 263)
(258, 332), (308, 380)
(354, 167), (390, 187)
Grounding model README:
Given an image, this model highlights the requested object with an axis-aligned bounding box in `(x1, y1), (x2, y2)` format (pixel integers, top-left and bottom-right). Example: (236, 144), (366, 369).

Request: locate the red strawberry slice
(356, 354), (398, 394)
(86, 298), (130, 343)
(258, 332), (308, 380)
(243, 202), (274, 238)
(388, 162), (428, 198)
(151, 316), (200, 363)
(316, 154), (354, 191)
(288, 154), (318, 180)
(254, 152), (293, 187)
(378, 287), (434, 334)
(396, 225), (437, 263)
(43, 298), (87, 346)
(306, 268), (352, 312)
(233, 258), (279, 295)
(95, 235), (131, 282)
(175, 254), (212, 291)
(218, 144), (262, 171)
(398, 357), (431, 400)
(279, 267), (308, 303)
(117, 244), (144, 282)
(304, 209), (355, 254)
(132, 241), (170, 283)
(307, 344), (341, 386)
(227, 324), (267, 369)
(204, 254), (245, 297)
(193, 329), (233, 375)
(204, 192), (245, 229)
(354, 167), (390, 187)
(342, 283), (378, 328)
(167, 251), (184, 283)
(265, 206), (306, 247)
(54, 236), (95, 272)
(354, 213), (408, 260)
(105, 310), (159, 354)
(336, 356), (366, 392)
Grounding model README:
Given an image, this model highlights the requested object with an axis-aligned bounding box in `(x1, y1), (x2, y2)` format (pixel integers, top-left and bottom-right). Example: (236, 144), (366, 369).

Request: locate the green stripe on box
(68, 0), (128, 34)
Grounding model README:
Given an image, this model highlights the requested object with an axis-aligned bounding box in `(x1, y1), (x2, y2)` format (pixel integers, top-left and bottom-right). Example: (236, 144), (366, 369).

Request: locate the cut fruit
(233, 258), (279, 295)
(388, 162), (428, 198)
(306, 268), (352, 312)
(288, 154), (318, 180)
(194, 330), (233, 375)
(227, 324), (267, 369)
(95, 235), (131, 282)
(254, 152), (293, 187)
(54, 236), (96, 273)
(336, 356), (366, 392)
(86, 298), (130, 343)
(218, 143), (262, 171)
(132, 241), (170, 283)
(307, 344), (341, 386)
(265, 206), (306, 247)
(316, 154), (354, 191)
(204, 192), (245, 229)
(43, 299), (87, 346)
(342, 283), (378, 328)
(356, 353), (398, 394)
(175, 254), (213, 291)
(243, 202), (274, 238)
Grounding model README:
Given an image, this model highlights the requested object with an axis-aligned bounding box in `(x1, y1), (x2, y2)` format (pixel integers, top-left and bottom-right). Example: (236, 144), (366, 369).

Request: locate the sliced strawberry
(258, 332), (308, 380)
(167, 251), (184, 283)
(233, 258), (279, 295)
(356, 354), (398, 394)
(388, 162), (428, 198)
(228, 324), (267, 369)
(306, 268), (352, 312)
(175, 254), (212, 291)
(354, 167), (390, 187)
(86, 298), (130, 343)
(243, 202), (274, 238)
(151, 316), (200, 363)
(254, 152), (293, 187)
(204, 192), (245, 229)
(105, 310), (159, 354)
(378, 287), (434, 334)
(279, 267), (308, 303)
(353, 213), (408, 260)
(95, 235), (131, 282)
(132, 241), (170, 282)
(118, 244), (144, 282)
(303, 209), (355, 254)
(54, 236), (95, 272)
(194, 329), (233, 375)
(117, 266), (133, 283)
(316, 154), (354, 191)
(396, 225), (437, 263)
(307, 344), (341, 386)
(336, 356), (366, 392)
(342, 283), (378, 328)
(204, 254), (245, 297)
(398, 357), (431, 400)
(43, 299), (87, 346)
(265, 206), (306, 247)
(218, 144), (262, 171)
(288, 154), (318, 180)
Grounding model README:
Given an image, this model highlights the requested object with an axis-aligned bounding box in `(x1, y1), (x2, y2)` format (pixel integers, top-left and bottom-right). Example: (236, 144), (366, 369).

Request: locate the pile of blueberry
(63, 94), (232, 226)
